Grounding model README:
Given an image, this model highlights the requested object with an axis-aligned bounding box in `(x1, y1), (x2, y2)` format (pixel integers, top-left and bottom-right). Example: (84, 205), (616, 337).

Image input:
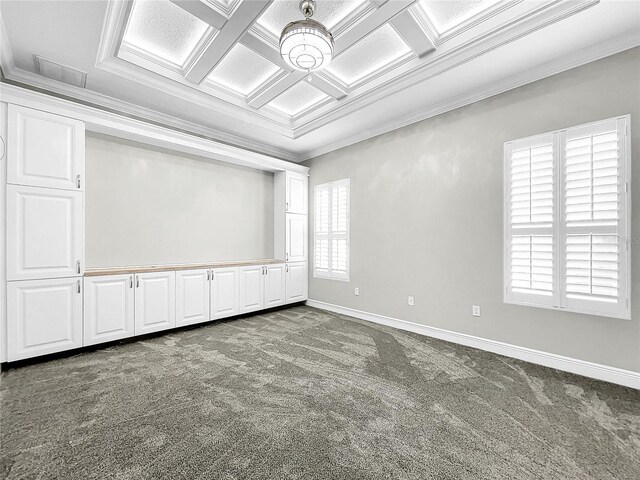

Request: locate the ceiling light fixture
(279, 0), (334, 72)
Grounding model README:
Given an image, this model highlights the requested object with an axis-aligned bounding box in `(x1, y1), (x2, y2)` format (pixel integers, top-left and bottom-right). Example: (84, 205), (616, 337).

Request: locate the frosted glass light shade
(279, 19), (334, 71)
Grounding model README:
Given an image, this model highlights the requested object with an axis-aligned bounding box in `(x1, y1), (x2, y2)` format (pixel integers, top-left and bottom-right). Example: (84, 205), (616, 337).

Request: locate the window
(504, 116), (631, 319)
(314, 179), (350, 281)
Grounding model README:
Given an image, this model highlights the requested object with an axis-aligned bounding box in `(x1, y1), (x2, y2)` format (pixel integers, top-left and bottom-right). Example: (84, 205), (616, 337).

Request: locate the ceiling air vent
(35, 56), (87, 88)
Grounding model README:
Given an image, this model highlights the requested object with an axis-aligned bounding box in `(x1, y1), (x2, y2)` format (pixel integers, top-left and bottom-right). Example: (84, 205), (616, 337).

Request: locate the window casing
(314, 179), (350, 281)
(504, 116), (631, 319)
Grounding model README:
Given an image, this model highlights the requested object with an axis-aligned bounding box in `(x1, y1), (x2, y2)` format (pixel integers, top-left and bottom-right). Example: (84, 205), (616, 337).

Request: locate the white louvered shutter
(505, 133), (558, 306)
(314, 179), (350, 281)
(562, 118), (629, 317)
(314, 184), (330, 277)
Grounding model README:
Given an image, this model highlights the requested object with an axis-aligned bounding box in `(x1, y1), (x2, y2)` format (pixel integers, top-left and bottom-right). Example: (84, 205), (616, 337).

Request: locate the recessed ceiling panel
(420, 0), (501, 33)
(207, 43), (281, 96)
(256, 0), (371, 38)
(325, 24), (412, 86)
(204, 0), (243, 17)
(122, 0), (212, 67)
(266, 81), (331, 117)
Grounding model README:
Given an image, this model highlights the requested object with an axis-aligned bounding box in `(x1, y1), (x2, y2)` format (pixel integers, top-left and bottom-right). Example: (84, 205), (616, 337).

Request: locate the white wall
(86, 133), (274, 267)
(303, 48), (640, 373)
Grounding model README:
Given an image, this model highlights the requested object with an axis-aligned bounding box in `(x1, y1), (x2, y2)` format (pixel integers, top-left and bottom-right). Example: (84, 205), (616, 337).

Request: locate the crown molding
(0, 82), (307, 173)
(291, 0), (601, 138)
(298, 33), (640, 161)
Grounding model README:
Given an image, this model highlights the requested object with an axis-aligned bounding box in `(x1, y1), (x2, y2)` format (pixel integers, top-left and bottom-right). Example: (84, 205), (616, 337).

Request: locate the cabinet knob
(77, 280), (81, 294)
(136, 276), (139, 288)
(76, 174), (81, 189)
(285, 202), (288, 212)
(77, 260), (81, 274)
(130, 276), (133, 288)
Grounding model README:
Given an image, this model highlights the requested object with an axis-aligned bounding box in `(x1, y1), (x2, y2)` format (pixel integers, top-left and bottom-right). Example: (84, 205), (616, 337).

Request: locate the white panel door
(7, 184), (84, 281)
(264, 264), (286, 308)
(176, 269), (210, 327)
(239, 266), (264, 314)
(210, 267), (239, 320)
(286, 262), (308, 303)
(286, 172), (307, 214)
(286, 214), (307, 263)
(135, 271), (176, 335)
(7, 277), (83, 361)
(8, 104), (85, 190)
(84, 274), (134, 346)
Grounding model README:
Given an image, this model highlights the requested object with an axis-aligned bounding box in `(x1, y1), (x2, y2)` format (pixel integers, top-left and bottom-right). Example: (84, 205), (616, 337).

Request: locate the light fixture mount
(279, 0), (334, 72)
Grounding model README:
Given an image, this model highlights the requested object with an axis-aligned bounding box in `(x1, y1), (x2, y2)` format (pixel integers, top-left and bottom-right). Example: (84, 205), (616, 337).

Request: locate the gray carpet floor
(1, 305), (639, 480)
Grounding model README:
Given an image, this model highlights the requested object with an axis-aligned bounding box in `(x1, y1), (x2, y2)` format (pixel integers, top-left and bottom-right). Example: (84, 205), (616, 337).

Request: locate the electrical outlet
(408, 296), (414, 306)
(354, 287), (360, 296)
(472, 305), (481, 317)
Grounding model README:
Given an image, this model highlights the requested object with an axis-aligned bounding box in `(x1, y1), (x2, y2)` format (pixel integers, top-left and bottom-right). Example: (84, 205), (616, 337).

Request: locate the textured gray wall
(86, 134), (274, 267)
(303, 48), (640, 372)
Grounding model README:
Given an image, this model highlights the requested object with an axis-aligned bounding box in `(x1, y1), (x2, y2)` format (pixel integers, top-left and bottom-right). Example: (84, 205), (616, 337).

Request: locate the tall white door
(134, 271), (176, 335)
(84, 274), (135, 346)
(264, 264), (286, 308)
(176, 269), (210, 327)
(7, 184), (84, 280)
(239, 265), (264, 314)
(286, 263), (308, 303)
(210, 267), (239, 320)
(286, 214), (307, 263)
(7, 104), (85, 191)
(286, 172), (307, 214)
(7, 277), (83, 361)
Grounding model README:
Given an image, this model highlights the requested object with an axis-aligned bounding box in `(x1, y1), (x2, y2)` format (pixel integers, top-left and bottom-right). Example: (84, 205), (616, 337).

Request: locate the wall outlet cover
(473, 305), (481, 317)
(408, 296), (414, 306)
(355, 287), (360, 296)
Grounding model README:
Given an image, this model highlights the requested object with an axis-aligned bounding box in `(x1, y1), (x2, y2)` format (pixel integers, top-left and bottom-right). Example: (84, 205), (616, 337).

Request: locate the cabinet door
(176, 269), (210, 327)
(239, 266), (264, 314)
(7, 277), (83, 361)
(286, 172), (307, 214)
(84, 274), (134, 346)
(286, 262), (308, 303)
(7, 184), (84, 281)
(265, 264), (286, 308)
(8, 104), (85, 190)
(286, 214), (307, 263)
(211, 267), (239, 320)
(134, 272), (176, 335)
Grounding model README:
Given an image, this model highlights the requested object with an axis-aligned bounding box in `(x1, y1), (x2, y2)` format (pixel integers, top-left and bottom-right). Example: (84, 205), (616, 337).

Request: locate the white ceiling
(0, 0), (638, 162)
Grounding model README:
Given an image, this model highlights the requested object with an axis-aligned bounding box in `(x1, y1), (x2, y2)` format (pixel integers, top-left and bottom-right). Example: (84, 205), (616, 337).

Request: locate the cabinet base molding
(0, 303), (305, 368)
(305, 299), (640, 390)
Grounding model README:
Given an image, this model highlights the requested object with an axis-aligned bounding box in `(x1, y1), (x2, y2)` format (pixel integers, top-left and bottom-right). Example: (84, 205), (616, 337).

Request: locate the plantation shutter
(505, 133), (558, 307)
(562, 118), (629, 317)
(314, 179), (350, 281)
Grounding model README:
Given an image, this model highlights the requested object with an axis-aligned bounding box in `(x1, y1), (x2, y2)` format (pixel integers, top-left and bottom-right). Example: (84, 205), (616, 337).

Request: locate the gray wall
(86, 134), (274, 267)
(303, 48), (640, 372)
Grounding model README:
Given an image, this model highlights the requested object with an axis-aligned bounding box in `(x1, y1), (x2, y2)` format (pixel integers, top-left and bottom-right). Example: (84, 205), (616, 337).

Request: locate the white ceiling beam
(306, 75), (347, 100)
(240, 33), (292, 71)
(390, 10), (436, 58)
(333, 0), (416, 55)
(183, 0), (273, 84)
(248, 71), (307, 108)
(246, 0), (416, 108)
(168, 1), (228, 30)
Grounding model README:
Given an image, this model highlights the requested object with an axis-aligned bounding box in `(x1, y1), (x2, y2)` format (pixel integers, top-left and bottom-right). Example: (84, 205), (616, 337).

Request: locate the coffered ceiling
(0, 1), (638, 161)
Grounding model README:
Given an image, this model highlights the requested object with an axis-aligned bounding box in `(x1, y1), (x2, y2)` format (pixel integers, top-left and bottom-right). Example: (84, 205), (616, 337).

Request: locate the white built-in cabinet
(4, 104), (86, 361)
(176, 269), (210, 327)
(286, 171), (307, 215)
(7, 277), (83, 360)
(286, 214), (307, 263)
(7, 104), (84, 191)
(210, 267), (240, 319)
(84, 274), (134, 346)
(1, 97), (309, 363)
(7, 184), (84, 280)
(286, 262), (308, 303)
(134, 271), (176, 335)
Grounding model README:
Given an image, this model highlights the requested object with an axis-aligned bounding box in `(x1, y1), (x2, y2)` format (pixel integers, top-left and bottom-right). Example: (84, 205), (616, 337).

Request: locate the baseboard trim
(306, 299), (640, 390)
